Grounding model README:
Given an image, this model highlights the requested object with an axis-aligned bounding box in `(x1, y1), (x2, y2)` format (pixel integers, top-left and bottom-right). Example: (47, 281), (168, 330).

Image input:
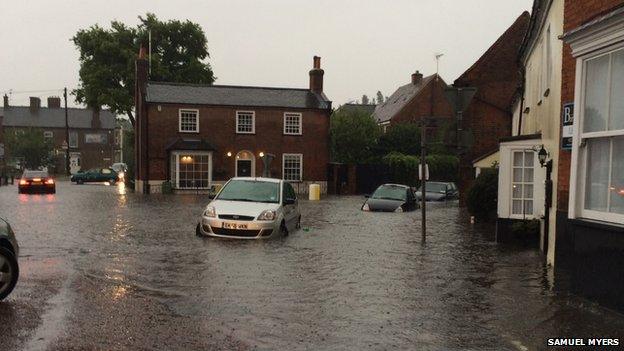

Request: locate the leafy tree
(376, 91), (384, 105)
(72, 13), (215, 126)
(4, 128), (53, 170)
(330, 108), (380, 164)
(375, 122), (421, 157)
(361, 95), (369, 105)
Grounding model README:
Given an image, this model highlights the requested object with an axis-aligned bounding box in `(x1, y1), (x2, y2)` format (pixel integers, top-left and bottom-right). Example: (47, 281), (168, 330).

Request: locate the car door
(282, 182), (298, 231)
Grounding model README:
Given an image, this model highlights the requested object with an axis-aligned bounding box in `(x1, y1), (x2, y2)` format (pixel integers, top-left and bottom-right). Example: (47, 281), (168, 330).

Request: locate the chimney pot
(47, 96), (61, 108)
(29, 97), (41, 112)
(411, 70), (423, 85)
(309, 56), (324, 94)
(3, 94), (8, 108)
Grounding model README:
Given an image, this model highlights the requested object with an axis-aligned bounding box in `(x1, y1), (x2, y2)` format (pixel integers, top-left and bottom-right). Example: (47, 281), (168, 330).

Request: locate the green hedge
(467, 168), (498, 222)
(382, 152), (458, 186)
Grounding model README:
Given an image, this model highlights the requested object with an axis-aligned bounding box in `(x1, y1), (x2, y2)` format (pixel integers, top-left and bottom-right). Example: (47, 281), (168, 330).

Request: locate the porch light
(226, 152), (232, 157)
(538, 145), (548, 167)
(259, 152), (265, 157)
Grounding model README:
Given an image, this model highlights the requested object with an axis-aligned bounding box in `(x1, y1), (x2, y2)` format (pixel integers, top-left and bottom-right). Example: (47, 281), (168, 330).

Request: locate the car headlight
(203, 206), (216, 218)
(395, 206), (403, 213)
(118, 172), (125, 179)
(362, 203), (370, 211)
(257, 210), (276, 221)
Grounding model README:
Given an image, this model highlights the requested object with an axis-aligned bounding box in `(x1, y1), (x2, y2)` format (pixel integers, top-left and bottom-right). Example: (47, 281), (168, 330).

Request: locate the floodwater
(1, 181), (623, 350)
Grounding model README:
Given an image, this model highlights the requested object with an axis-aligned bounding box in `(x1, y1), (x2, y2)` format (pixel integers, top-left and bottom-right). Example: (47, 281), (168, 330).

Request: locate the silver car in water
(196, 177), (301, 239)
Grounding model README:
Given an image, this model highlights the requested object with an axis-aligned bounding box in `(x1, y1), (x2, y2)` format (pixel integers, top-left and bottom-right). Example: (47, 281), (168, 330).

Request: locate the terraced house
(134, 51), (332, 194)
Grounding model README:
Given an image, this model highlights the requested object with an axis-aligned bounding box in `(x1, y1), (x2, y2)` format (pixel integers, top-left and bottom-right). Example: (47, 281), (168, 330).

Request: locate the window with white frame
(578, 47), (624, 219)
(282, 154), (302, 181)
(179, 109), (199, 133)
(170, 151), (212, 189)
(284, 113), (302, 135)
(511, 151), (535, 216)
(236, 111), (255, 134)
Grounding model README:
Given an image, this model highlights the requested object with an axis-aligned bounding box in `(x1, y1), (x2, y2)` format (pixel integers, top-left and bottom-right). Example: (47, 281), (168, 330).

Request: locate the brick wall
(454, 12), (530, 203)
(558, 0), (624, 211)
(143, 104), (330, 182)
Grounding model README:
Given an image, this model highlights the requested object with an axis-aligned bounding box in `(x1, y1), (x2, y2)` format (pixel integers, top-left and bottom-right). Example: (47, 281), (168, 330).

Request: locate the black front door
(237, 160), (252, 177)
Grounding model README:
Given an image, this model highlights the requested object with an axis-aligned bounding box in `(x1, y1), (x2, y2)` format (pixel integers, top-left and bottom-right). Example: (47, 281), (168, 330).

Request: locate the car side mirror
(284, 198), (296, 205)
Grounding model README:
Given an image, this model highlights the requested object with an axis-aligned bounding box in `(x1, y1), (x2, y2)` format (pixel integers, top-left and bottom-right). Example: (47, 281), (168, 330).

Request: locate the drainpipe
(517, 67), (526, 136)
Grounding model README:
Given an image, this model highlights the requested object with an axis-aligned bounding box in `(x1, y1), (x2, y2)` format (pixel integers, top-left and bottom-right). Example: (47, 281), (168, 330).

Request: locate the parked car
(361, 184), (418, 212)
(415, 181), (458, 201)
(71, 168), (119, 184)
(196, 177), (301, 239)
(0, 217), (19, 300)
(111, 163), (128, 180)
(18, 170), (56, 194)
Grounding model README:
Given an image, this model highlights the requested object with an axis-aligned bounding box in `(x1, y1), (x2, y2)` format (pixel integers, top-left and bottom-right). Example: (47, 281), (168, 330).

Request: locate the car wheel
(195, 223), (203, 237)
(0, 246), (19, 301)
(77, 179), (84, 185)
(109, 178), (116, 185)
(280, 221), (289, 237)
(296, 216), (301, 229)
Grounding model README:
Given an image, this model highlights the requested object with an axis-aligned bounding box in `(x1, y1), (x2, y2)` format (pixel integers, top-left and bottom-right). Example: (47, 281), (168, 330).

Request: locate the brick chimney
(3, 94), (8, 108)
(309, 56), (324, 94)
(47, 96), (61, 108)
(411, 70), (423, 85)
(29, 97), (41, 113)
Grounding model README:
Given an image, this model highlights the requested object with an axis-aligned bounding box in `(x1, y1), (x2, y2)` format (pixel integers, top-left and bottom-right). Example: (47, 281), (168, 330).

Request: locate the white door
(70, 153), (81, 174)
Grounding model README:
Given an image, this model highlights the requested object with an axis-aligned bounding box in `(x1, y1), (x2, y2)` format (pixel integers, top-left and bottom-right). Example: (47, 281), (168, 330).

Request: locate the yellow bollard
(309, 184), (320, 201)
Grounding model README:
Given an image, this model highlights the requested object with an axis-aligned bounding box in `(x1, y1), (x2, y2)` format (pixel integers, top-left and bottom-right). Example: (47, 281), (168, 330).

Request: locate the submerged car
(0, 217), (19, 300)
(362, 184), (418, 212)
(18, 170), (56, 194)
(71, 168), (119, 184)
(415, 181), (458, 201)
(197, 177), (301, 239)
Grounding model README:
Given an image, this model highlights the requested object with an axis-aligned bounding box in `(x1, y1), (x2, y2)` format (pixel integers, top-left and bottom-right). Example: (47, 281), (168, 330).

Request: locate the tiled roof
(0, 106), (116, 129)
(372, 74), (437, 123)
(146, 82), (331, 110)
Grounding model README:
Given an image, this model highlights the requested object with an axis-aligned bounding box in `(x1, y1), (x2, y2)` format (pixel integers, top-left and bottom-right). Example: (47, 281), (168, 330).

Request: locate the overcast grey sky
(0, 0), (532, 109)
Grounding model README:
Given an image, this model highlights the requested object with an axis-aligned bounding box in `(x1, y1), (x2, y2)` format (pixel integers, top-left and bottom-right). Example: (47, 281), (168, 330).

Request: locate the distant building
(453, 12), (530, 205)
(134, 50), (332, 194)
(0, 95), (117, 173)
(372, 71), (453, 134)
(334, 103), (376, 117)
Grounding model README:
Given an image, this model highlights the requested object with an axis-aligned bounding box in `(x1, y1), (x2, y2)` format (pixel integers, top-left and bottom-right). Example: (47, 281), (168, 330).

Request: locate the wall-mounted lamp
(226, 151), (232, 157)
(259, 152), (265, 157)
(538, 145), (549, 168)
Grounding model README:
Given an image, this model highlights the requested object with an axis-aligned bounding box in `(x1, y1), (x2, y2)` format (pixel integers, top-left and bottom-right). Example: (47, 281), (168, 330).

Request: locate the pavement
(1, 181), (623, 351)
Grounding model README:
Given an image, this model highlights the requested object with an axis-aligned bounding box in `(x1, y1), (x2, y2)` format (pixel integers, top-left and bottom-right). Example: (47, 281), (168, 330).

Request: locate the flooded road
(1, 181), (623, 350)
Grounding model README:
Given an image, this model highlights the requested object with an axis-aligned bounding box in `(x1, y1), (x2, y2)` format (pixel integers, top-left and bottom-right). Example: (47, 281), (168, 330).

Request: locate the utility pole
(420, 119), (427, 241)
(63, 87), (70, 176)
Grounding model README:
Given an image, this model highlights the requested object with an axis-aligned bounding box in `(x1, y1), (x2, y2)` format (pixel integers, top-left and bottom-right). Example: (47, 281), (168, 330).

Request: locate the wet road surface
(1, 181), (623, 350)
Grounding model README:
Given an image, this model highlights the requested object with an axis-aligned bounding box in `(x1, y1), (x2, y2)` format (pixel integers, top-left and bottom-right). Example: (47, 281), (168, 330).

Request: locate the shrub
(382, 152), (458, 186)
(467, 168), (498, 221)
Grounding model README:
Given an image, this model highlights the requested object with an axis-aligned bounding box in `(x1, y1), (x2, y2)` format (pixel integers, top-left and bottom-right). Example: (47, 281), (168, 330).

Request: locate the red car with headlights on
(18, 170), (56, 194)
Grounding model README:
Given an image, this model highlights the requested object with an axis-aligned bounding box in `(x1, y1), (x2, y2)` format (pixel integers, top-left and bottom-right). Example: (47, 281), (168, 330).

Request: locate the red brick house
(372, 72), (453, 134)
(0, 95), (118, 173)
(454, 12), (530, 204)
(134, 52), (332, 194)
(557, 0), (624, 311)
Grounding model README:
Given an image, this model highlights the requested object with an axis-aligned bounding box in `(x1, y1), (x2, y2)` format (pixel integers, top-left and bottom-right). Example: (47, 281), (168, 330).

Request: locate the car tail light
(19, 179), (28, 185)
(45, 178), (55, 185)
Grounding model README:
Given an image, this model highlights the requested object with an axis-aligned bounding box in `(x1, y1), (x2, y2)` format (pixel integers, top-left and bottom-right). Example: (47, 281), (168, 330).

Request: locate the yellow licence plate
(223, 222), (247, 230)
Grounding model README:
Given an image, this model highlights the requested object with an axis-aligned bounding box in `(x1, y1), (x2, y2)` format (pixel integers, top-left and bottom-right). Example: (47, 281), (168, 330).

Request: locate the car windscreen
(216, 180), (280, 203)
(371, 185), (407, 201)
(422, 183), (447, 193)
(23, 171), (48, 178)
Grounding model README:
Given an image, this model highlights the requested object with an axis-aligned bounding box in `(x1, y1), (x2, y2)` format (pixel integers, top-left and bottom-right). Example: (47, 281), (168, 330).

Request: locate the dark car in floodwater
(71, 168), (120, 185)
(0, 217), (19, 300)
(361, 184), (418, 212)
(18, 170), (56, 194)
(415, 181), (458, 201)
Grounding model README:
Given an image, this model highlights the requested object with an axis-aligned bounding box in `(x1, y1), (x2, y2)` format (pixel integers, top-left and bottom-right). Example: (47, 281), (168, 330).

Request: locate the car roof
(230, 177), (282, 183)
(379, 183), (409, 188)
